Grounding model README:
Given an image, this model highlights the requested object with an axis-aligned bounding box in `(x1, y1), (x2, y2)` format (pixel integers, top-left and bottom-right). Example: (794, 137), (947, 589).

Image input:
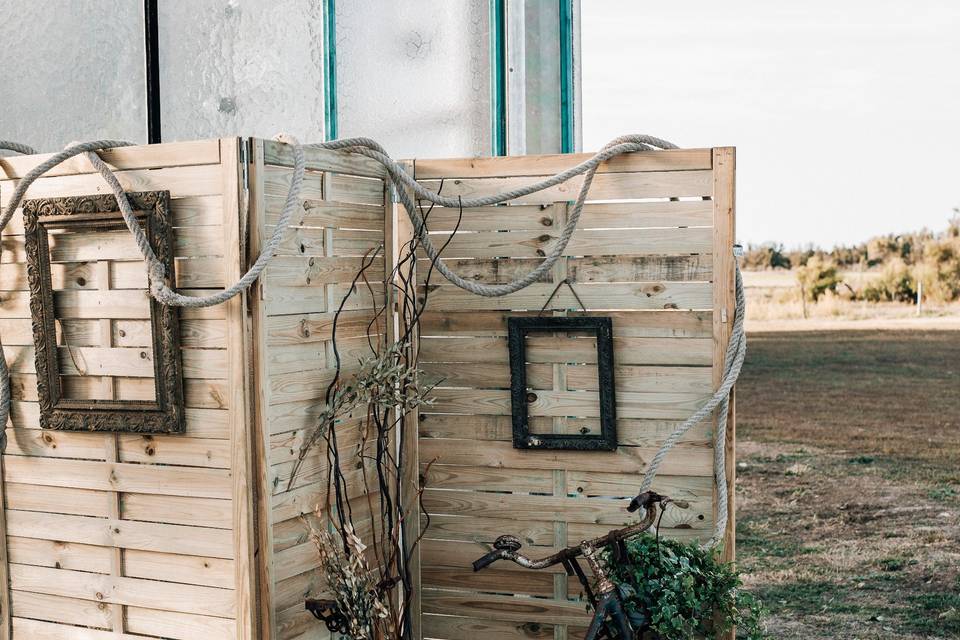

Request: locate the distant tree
(743, 243), (791, 270)
(863, 258), (915, 302)
(796, 256), (841, 301)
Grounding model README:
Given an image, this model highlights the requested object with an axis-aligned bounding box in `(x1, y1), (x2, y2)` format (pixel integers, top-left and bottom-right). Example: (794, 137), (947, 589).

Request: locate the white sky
(581, 1), (960, 248)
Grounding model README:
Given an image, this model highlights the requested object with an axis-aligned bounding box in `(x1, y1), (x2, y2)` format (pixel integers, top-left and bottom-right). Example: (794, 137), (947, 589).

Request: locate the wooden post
(0, 451), (8, 640)
(247, 138), (277, 640)
(222, 137), (259, 640)
(387, 161), (422, 639)
(712, 147), (737, 640)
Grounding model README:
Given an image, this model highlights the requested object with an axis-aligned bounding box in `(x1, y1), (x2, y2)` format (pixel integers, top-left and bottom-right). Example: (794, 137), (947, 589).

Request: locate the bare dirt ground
(737, 330), (960, 639)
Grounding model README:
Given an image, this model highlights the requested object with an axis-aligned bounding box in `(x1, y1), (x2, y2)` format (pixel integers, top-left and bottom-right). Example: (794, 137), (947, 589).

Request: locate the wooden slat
(417, 170), (712, 204)
(0, 319), (226, 349)
(3, 344), (227, 380)
(420, 199), (713, 232)
(122, 493), (232, 529)
(265, 309), (380, 346)
(5, 510), (234, 558)
(265, 256), (385, 287)
(0, 257), (225, 291)
(419, 438), (711, 476)
(125, 607), (234, 640)
(264, 196), (384, 229)
(7, 536), (233, 588)
(420, 282), (712, 312)
(263, 139), (387, 178)
(0, 164), (222, 206)
(420, 309), (712, 338)
(12, 618), (126, 640)
(412, 148), (713, 178)
(8, 564), (235, 618)
(428, 387), (712, 420)
(421, 488), (710, 530)
(423, 612), (559, 640)
(0, 289), (228, 320)
(424, 362), (711, 393)
(11, 591), (113, 631)
(422, 226), (712, 259)
(422, 591), (586, 626)
(3, 456), (232, 498)
(418, 414), (711, 447)
(418, 254), (713, 284)
(420, 335), (713, 365)
(0, 139), (220, 180)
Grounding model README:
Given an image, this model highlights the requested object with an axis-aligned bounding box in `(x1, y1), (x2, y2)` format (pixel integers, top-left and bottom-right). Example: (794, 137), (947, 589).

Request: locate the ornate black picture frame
(22, 192), (186, 433)
(507, 316), (617, 451)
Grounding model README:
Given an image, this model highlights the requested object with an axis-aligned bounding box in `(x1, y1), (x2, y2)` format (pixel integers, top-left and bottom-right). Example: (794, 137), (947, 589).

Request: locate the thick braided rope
(83, 142), (305, 307)
(0, 141), (37, 156)
(639, 262), (747, 548)
(311, 135), (678, 296)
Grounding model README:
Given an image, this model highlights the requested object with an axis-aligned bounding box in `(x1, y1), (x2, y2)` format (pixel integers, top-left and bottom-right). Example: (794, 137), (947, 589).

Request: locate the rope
(639, 262), (747, 548)
(309, 135), (678, 297)
(0, 135), (745, 552)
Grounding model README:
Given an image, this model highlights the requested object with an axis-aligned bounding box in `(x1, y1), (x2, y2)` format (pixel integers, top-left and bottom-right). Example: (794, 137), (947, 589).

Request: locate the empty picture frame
(507, 316), (617, 451)
(22, 191), (186, 433)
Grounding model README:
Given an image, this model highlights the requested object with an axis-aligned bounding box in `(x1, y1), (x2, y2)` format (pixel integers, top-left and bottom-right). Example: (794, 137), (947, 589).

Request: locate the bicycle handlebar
(472, 548), (506, 572)
(472, 491), (687, 573)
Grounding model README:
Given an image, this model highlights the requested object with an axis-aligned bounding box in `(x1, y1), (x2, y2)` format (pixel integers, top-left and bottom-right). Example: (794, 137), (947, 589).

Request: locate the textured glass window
(0, 0), (146, 152)
(522, 0), (562, 155)
(158, 0), (327, 142)
(336, 0), (492, 158)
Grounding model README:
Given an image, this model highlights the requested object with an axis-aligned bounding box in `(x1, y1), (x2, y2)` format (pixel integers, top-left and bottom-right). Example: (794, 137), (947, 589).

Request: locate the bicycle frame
(471, 491), (687, 640)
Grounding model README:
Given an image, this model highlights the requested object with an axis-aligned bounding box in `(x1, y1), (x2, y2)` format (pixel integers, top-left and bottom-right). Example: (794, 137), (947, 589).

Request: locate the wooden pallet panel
(413, 149), (734, 639)
(0, 143), (247, 639)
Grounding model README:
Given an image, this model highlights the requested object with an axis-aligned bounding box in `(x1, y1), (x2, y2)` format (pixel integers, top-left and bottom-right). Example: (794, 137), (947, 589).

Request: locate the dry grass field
(737, 330), (960, 638)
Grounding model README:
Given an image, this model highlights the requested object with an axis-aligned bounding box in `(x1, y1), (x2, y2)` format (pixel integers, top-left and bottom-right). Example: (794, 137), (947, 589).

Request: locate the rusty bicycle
(471, 490), (688, 640)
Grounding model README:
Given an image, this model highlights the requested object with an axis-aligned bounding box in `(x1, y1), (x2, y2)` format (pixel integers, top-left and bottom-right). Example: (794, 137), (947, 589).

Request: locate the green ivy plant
(604, 534), (765, 639)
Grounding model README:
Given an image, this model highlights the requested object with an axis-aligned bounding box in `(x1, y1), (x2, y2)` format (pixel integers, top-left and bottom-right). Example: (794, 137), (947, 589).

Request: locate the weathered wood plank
(420, 282), (713, 312)
(412, 149), (713, 178)
(419, 439), (711, 476)
(422, 591), (586, 626)
(423, 363), (712, 393)
(0, 164), (223, 206)
(422, 612), (559, 640)
(428, 387), (712, 421)
(420, 309), (712, 338)
(11, 591), (112, 631)
(417, 254), (713, 285)
(421, 487), (711, 528)
(263, 140), (387, 178)
(417, 170), (712, 204)
(8, 564), (235, 618)
(0, 139), (220, 180)
(3, 456), (232, 498)
(420, 335), (713, 365)
(5, 510), (234, 558)
(422, 227), (712, 260)
(264, 196), (384, 230)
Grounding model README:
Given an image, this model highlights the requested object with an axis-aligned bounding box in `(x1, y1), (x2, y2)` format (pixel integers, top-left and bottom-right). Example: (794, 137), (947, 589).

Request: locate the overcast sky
(581, 1), (960, 248)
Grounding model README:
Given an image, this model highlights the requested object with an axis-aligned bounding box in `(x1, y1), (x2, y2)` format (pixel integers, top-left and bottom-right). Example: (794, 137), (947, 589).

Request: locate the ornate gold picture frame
(22, 191), (186, 433)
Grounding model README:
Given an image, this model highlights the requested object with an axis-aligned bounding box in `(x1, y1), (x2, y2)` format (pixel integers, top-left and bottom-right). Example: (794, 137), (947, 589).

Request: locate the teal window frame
(323, 0), (338, 141)
(491, 0), (575, 156)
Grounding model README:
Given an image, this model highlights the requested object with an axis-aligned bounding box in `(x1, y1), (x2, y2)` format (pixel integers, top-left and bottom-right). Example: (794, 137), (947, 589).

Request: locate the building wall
(0, 1), (578, 157)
